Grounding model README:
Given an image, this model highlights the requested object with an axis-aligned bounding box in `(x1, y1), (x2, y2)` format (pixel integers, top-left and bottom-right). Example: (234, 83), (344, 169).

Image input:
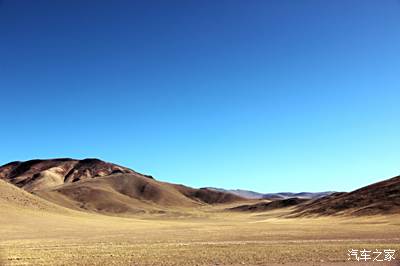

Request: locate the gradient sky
(1, 0), (400, 193)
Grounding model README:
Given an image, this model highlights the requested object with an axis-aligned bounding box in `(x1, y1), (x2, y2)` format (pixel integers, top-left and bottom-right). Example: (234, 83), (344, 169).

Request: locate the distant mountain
(204, 187), (334, 200)
(229, 198), (309, 212)
(291, 175), (400, 216)
(203, 188), (265, 199)
(2, 158), (399, 217)
(262, 191), (335, 200)
(0, 158), (245, 214)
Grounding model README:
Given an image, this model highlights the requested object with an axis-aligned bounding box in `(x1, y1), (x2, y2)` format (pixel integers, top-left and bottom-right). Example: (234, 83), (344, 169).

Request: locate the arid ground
(1, 160), (399, 266)
(1, 202), (399, 265)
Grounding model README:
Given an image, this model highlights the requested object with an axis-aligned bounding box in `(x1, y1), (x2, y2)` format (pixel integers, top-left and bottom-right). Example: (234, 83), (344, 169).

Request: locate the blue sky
(1, 0), (399, 192)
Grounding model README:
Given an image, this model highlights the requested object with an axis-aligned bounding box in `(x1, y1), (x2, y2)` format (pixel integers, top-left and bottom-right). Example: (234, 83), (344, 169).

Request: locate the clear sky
(1, 0), (399, 193)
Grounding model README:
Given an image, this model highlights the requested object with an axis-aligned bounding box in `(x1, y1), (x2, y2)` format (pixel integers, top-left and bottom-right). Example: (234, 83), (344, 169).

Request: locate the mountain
(0, 158), (140, 191)
(203, 188), (265, 199)
(229, 198), (309, 212)
(291, 175), (400, 216)
(205, 187), (333, 200)
(0, 158), (245, 214)
(0, 179), (68, 213)
(262, 191), (334, 200)
(2, 158), (399, 217)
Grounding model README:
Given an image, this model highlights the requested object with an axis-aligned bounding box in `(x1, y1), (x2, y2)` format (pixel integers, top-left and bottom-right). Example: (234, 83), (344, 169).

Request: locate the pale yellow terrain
(1, 179), (399, 266)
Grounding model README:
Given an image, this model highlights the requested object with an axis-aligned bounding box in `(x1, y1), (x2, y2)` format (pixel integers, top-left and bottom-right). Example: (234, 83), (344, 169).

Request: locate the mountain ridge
(1, 158), (399, 217)
(204, 187), (334, 200)
(0, 158), (245, 214)
(290, 175), (400, 216)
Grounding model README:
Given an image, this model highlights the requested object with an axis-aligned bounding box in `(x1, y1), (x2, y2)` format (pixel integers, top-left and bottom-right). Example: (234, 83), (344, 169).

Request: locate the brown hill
(0, 158), (245, 214)
(229, 198), (309, 212)
(0, 179), (68, 213)
(291, 175), (400, 216)
(174, 185), (244, 204)
(35, 173), (204, 214)
(0, 158), (138, 191)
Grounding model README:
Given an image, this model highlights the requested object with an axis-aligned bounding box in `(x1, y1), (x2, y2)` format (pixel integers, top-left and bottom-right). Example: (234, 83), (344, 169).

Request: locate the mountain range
(204, 187), (334, 200)
(0, 158), (243, 214)
(1, 158), (399, 216)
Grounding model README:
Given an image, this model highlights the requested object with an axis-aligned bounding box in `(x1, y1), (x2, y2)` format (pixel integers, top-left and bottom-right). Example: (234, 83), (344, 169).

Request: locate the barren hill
(229, 197), (309, 212)
(291, 175), (400, 216)
(205, 187), (333, 200)
(0, 158), (244, 214)
(0, 158), (138, 191)
(0, 179), (68, 213)
(35, 173), (206, 214)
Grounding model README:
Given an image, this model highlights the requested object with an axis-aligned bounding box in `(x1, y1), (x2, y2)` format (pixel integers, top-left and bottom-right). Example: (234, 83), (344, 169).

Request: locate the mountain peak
(0, 158), (140, 191)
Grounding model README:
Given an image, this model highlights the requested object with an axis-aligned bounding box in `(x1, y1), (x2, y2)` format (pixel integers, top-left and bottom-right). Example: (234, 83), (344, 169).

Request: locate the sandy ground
(1, 203), (400, 266)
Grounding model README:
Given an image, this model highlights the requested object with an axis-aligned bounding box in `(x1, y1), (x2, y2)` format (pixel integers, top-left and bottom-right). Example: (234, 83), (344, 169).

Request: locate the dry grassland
(1, 203), (400, 266)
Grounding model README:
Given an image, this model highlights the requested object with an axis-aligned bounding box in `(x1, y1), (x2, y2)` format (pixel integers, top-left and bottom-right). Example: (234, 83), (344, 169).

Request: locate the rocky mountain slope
(0, 158), (245, 214)
(291, 175), (400, 216)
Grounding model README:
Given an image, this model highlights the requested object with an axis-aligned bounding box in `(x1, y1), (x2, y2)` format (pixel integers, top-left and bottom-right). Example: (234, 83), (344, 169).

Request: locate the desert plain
(1, 192), (399, 265)
(0, 159), (399, 266)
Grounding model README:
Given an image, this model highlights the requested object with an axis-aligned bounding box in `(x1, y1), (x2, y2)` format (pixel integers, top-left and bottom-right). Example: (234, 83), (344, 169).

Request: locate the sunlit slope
(0, 158), (138, 191)
(0, 179), (67, 213)
(291, 175), (400, 216)
(0, 159), (245, 215)
(34, 173), (204, 214)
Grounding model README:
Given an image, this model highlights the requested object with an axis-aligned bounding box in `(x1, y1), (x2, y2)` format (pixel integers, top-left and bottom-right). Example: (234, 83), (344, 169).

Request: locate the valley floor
(1, 206), (400, 266)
